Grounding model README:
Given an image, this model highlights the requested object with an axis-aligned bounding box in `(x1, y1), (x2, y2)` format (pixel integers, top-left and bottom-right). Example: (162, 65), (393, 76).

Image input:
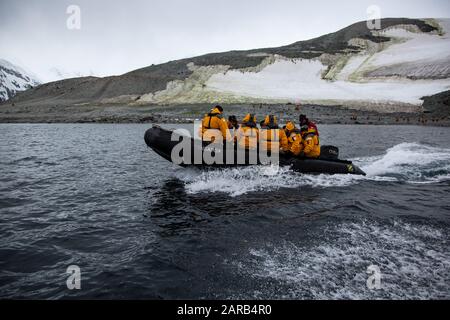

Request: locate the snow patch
(0, 59), (41, 101)
(206, 58), (450, 106)
(201, 20), (450, 107)
(129, 19), (450, 109)
(370, 23), (450, 68)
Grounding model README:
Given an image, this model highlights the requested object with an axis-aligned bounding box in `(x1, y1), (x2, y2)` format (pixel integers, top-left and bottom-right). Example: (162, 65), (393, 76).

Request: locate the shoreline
(1, 103), (449, 126)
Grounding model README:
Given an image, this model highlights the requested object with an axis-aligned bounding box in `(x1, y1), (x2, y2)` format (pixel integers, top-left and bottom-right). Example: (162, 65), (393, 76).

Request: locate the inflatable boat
(144, 125), (366, 175)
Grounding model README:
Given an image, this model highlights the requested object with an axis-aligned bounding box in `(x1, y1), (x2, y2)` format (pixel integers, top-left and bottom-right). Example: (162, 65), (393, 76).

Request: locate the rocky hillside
(4, 18), (450, 112)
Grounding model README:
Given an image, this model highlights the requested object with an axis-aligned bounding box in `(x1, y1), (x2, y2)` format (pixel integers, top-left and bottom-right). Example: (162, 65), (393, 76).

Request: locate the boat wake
(356, 142), (450, 183)
(231, 220), (450, 299)
(174, 143), (450, 196)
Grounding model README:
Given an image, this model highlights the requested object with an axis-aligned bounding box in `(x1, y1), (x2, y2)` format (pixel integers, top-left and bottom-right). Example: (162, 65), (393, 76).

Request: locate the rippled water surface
(0, 124), (449, 299)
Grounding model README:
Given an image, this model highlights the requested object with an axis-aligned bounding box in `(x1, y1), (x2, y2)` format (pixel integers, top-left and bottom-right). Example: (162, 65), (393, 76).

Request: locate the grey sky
(1, 0), (449, 82)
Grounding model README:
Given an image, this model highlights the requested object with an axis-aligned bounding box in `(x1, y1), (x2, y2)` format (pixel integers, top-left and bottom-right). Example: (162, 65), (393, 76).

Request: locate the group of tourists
(199, 105), (320, 158)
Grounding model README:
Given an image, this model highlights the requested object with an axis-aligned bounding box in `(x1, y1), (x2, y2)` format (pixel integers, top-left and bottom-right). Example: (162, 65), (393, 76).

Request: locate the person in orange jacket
(235, 113), (259, 149)
(199, 105), (231, 142)
(259, 115), (288, 152)
(301, 126), (320, 158)
(284, 121), (303, 156)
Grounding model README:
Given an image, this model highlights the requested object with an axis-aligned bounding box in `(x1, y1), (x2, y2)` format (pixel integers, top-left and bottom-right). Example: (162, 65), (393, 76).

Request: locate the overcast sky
(1, 0), (449, 82)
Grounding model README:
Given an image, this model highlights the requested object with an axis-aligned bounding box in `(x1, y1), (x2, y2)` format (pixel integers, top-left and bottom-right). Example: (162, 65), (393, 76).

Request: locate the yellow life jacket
(260, 129), (289, 151)
(263, 115), (278, 129)
(287, 130), (301, 144)
(302, 129), (320, 158)
(260, 129), (278, 151)
(288, 131), (303, 155)
(200, 107), (229, 141)
(236, 125), (258, 149)
(285, 121), (295, 132)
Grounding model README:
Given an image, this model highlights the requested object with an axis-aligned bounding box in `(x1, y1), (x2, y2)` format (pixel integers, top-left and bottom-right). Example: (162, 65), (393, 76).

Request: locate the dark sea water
(0, 123), (449, 299)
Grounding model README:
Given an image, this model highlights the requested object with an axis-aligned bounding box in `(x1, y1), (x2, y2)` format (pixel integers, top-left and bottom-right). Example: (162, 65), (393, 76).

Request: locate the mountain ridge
(3, 17), (450, 112)
(0, 59), (41, 102)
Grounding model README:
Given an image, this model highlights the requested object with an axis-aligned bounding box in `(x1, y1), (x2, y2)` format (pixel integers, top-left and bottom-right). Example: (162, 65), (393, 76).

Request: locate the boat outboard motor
(320, 145), (339, 160)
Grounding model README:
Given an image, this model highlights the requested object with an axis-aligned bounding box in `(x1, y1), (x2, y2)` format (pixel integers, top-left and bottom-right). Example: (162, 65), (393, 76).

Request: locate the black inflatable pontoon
(144, 125), (366, 175)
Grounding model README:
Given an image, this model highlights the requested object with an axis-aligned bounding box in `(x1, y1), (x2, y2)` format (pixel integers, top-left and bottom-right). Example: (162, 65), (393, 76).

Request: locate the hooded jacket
(235, 114), (259, 149)
(284, 122), (303, 155)
(259, 115), (288, 151)
(299, 115), (319, 137)
(302, 128), (320, 158)
(199, 107), (230, 142)
(289, 131), (303, 156)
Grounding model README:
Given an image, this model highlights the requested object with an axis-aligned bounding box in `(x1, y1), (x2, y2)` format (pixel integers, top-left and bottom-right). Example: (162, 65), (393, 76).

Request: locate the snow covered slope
(6, 18), (450, 112)
(0, 59), (40, 102)
(201, 19), (450, 111)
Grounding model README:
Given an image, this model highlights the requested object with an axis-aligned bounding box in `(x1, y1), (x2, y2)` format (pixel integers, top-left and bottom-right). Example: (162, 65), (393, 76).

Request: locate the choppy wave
(232, 220), (450, 299)
(357, 142), (450, 179)
(175, 143), (450, 196)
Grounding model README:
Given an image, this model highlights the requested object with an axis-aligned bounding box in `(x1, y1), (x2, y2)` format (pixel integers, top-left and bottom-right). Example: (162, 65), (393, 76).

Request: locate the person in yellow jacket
(199, 105), (231, 142)
(302, 127), (320, 158)
(259, 115), (288, 152)
(284, 121), (303, 156)
(235, 113), (258, 149)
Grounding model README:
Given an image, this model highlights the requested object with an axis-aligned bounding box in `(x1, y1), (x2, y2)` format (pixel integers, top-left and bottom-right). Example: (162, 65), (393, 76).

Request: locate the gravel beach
(0, 103), (449, 126)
